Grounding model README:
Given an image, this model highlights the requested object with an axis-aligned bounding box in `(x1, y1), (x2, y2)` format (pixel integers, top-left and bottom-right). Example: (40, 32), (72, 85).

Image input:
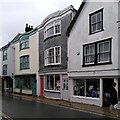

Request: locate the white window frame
(44, 74), (60, 92)
(44, 20), (61, 39)
(97, 40), (110, 63)
(44, 46), (61, 66)
(84, 44), (95, 65)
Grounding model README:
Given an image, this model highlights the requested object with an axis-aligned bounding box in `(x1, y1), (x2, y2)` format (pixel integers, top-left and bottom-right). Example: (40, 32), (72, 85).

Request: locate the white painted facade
(68, 1), (120, 108)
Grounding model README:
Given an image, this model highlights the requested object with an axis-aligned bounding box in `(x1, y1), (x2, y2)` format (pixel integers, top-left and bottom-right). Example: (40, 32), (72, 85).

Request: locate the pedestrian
(109, 82), (118, 113)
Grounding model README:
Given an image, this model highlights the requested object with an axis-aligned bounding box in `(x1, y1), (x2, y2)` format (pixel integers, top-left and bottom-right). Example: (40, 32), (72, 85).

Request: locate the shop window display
(45, 74), (60, 91)
(73, 79), (100, 98)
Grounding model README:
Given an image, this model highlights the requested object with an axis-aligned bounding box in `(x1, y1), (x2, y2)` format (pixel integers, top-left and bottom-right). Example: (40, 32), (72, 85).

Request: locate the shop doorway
(103, 78), (114, 107)
(62, 79), (69, 100)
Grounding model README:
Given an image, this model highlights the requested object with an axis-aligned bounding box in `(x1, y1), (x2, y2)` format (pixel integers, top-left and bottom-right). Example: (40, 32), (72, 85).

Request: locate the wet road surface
(2, 95), (113, 119)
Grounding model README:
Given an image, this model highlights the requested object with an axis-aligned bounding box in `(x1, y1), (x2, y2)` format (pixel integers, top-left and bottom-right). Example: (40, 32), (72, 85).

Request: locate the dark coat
(109, 86), (118, 105)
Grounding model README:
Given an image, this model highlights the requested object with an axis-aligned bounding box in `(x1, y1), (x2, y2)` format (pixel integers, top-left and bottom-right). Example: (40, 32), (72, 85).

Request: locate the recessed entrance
(103, 78), (114, 107)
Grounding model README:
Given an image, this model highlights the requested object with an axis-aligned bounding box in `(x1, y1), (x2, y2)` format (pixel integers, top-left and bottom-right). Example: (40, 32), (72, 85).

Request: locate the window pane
(55, 75), (60, 91)
(48, 49), (54, 64)
(99, 43), (104, 53)
(73, 80), (84, 96)
(104, 41), (110, 51)
(91, 14), (96, 24)
(104, 52), (110, 61)
(86, 79), (100, 98)
(47, 27), (54, 37)
(97, 12), (101, 22)
(55, 47), (60, 63)
(45, 75), (50, 89)
(50, 75), (54, 90)
(55, 25), (60, 33)
(97, 22), (102, 30)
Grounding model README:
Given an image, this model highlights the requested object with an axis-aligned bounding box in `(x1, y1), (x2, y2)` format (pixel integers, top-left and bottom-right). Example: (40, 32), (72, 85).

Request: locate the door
(62, 79), (69, 100)
(32, 80), (37, 96)
(103, 78), (114, 107)
(40, 76), (44, 97)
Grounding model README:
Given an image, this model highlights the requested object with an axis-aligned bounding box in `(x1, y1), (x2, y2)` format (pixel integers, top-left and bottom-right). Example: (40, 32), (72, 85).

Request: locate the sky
(0, 0), (82, 48)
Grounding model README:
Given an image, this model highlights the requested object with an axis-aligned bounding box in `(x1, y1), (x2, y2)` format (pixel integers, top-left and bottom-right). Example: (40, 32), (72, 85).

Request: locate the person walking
(109, 82), (118, 115)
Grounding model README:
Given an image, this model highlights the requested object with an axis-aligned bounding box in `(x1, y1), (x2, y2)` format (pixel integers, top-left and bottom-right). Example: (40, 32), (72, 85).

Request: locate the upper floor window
(3, 50), (7, 61)
(89, 8), (103, 34)
(83, 38), (111, 66)
(44, 46), (61, 66)
(20, 35), (29, 50)
(97, 40), (110, 63)
(20, 55), (29, 70)
(44, 20), (61, 39)
(3, 64), (7, 75)
(84, 44), (95, 65)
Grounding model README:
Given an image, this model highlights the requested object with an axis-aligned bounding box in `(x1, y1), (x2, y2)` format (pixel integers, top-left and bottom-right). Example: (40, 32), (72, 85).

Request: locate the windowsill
(44, 34), (61, 41)
(72, 95), (100, 100)
(45, 63), (61, 67)
(82, 61), (112, 67)
(20, 47), (29, 51)
(89, 29), (104, 35)
(20, 67), (30, 70)
(44, 89), (61, 93)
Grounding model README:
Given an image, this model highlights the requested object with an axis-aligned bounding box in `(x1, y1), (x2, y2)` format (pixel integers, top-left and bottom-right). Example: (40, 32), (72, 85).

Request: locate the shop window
(73, 79), (100, 98)
(73, 80), (84, 96)
(86, 79), (100, 97)
(45, 74), (60, 91)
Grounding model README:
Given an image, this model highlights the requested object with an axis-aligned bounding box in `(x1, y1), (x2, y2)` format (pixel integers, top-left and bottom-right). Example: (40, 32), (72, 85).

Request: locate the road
(1, 94), (114, 119)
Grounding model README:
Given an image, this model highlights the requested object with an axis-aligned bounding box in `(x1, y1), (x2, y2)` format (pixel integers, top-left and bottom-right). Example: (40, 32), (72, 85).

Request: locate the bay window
(44, 20), (61, 39)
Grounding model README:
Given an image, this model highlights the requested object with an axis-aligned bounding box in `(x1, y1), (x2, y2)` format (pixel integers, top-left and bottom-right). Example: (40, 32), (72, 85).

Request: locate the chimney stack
(25, 23), (33, 32)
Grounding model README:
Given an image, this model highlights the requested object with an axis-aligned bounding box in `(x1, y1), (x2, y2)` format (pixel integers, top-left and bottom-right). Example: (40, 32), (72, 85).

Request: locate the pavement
(2, 92), (120, 119)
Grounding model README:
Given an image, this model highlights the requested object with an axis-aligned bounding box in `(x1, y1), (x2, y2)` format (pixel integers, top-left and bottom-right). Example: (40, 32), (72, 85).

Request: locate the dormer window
(44, 20), (61, 39)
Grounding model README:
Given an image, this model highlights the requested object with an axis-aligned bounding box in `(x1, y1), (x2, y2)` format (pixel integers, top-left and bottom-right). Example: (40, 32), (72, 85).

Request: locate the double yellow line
(0, 111), (13, 120)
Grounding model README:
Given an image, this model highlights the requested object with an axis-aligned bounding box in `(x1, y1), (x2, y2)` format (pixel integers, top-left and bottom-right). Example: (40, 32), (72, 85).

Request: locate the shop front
(14, 74), (36, 96)
(2, 76), (13, 93)
(42, 74), (61, 99)
(70, 78), (101, 106)
(70, 77), (120, 108)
